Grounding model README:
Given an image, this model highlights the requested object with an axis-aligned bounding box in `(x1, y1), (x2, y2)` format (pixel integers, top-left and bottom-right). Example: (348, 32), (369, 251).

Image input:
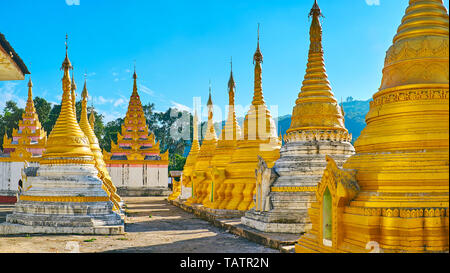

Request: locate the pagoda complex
(204, 62), (242, 210)
(189, 87), (218, 205)
(296, 0), (449, 253)
(220, 27), (281, 211)
(242, 0), (355, 233)
(0, 77), (46, 203)
(181, 110), (200, 204)
(103, 69), (169, 196)
(0, 39), (124, 235)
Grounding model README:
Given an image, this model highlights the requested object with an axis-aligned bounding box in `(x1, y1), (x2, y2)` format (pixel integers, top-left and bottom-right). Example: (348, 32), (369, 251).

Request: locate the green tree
(33, 97), (52, 125)
(101, 118), (124, 152)
(0, 101), (24, 149)
(169, 153), (186, 171)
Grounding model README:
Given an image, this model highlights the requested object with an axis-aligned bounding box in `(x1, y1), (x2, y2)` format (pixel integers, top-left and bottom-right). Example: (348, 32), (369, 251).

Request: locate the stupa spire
(41, 35), (94, 162)
(252, 24), (264, 106)
(71, 69), (77, 114)
(287, 0), (348, 135)
(25, 77), (36, 114)
(222, 60), (241, 141)
(205, 84), (217, 141)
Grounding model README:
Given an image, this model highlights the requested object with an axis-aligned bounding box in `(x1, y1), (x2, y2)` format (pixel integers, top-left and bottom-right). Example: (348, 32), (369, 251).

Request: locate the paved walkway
(0, 197), (278, 253)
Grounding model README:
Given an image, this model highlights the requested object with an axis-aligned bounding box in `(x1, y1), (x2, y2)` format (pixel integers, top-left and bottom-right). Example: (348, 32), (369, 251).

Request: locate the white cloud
(139, 84), (155, 96)
(113, 98), (127, 107)
(170, 101), (191, 112)
(0, 82), (26, 110)
(365, 0), (380, 6)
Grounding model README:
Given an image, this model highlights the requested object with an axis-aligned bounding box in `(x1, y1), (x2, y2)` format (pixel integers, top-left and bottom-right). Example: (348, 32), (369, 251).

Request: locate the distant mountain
(184, 99), (370, 155)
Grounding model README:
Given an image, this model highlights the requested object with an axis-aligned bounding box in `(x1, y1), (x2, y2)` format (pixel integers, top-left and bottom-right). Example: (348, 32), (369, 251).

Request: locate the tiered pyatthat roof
(286, 0), (349, 140)
(2, 77), (47, 159)
(105, 68), (168, 162)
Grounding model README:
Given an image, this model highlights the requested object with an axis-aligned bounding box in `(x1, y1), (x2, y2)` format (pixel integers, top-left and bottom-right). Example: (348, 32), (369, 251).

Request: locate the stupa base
(242, 209), (311, 234)
(0, 200), (125, 235)
(0, 223), (124, 235)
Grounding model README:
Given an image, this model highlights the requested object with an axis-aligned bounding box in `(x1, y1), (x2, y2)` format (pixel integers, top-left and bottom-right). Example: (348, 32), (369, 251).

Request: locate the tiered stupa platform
(242, 0), (355, 234)
(103, 69), (169, 197)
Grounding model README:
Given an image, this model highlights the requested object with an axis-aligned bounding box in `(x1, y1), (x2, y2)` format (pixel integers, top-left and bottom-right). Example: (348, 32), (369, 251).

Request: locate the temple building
(0, 39), (124, 235)
(0, 33), (32, 203)
(103, 69), (170, 196)
(220, 27), (281, 211)
(79, 77), (122, 212)
(0, 78), (45, 203)
(0, 32), (29, 81)
(190, 87), (218, 205)
(182, 110), (200, 204)
(204, 62), (242, 210)
(242, 0), (354, 233)
(296, 0), (449, 253)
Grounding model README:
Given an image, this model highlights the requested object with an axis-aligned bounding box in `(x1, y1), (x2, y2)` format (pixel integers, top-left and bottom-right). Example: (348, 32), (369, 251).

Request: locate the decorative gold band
(39, 159), (95, 165)
(20, 195), (110, 203)
(271, 186), (317, 192)
(362, 207), (449, 218)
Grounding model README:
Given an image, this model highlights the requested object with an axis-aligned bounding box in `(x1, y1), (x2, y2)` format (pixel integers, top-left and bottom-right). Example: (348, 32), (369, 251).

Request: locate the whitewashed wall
(0, 161), (39, 197)
(107, 164), (169, 190)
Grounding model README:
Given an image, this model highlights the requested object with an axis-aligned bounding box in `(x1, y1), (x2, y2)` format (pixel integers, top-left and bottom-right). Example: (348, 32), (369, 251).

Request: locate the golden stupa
(204, 61), (242, 209)
(78, 77), (122, 212)
(191, 87), (218, 204)
(0, 38), (123, 235)
(183, 110), (201, 206)
(221, 27), (281, 211)
(40, 45), (94, 163)
(296, 0), (449, 253)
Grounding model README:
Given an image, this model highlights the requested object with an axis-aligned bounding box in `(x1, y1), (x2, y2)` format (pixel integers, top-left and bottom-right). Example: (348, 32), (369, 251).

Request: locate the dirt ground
(0, 197), (278, 253)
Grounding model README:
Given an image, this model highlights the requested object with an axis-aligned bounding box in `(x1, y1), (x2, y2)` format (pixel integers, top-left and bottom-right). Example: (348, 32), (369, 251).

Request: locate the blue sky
(1, 0), (449, 123)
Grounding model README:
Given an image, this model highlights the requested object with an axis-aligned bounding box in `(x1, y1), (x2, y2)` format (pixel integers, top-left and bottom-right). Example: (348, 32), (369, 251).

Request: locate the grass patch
(116, 237), (128, 241)
(83, 238), (96, 243)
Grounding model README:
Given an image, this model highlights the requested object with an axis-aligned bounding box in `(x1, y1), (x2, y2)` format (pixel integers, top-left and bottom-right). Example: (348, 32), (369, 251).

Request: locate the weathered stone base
(241, 214), (311, 234)
(168, 198), (299, 252)
(0, 222), (124, 235)
(117, 187), (171, 197)
(176, 199), (245, 219)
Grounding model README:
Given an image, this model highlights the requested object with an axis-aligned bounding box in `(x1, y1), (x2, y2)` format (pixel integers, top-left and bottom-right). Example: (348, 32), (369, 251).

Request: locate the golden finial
(228, 57), (235, 90)
(207, 81), (213, 106)
(309, 0), (323, 18)
(253, 23), (263, 64)
(61, 34), (72, 71)
(81, 73), (88, 101)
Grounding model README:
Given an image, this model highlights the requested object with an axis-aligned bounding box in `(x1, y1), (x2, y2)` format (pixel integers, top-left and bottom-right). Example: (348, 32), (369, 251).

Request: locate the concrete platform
(169, 198), (300, 252)
(117, 187), (171, 197)
(0, 223), (124, 235)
